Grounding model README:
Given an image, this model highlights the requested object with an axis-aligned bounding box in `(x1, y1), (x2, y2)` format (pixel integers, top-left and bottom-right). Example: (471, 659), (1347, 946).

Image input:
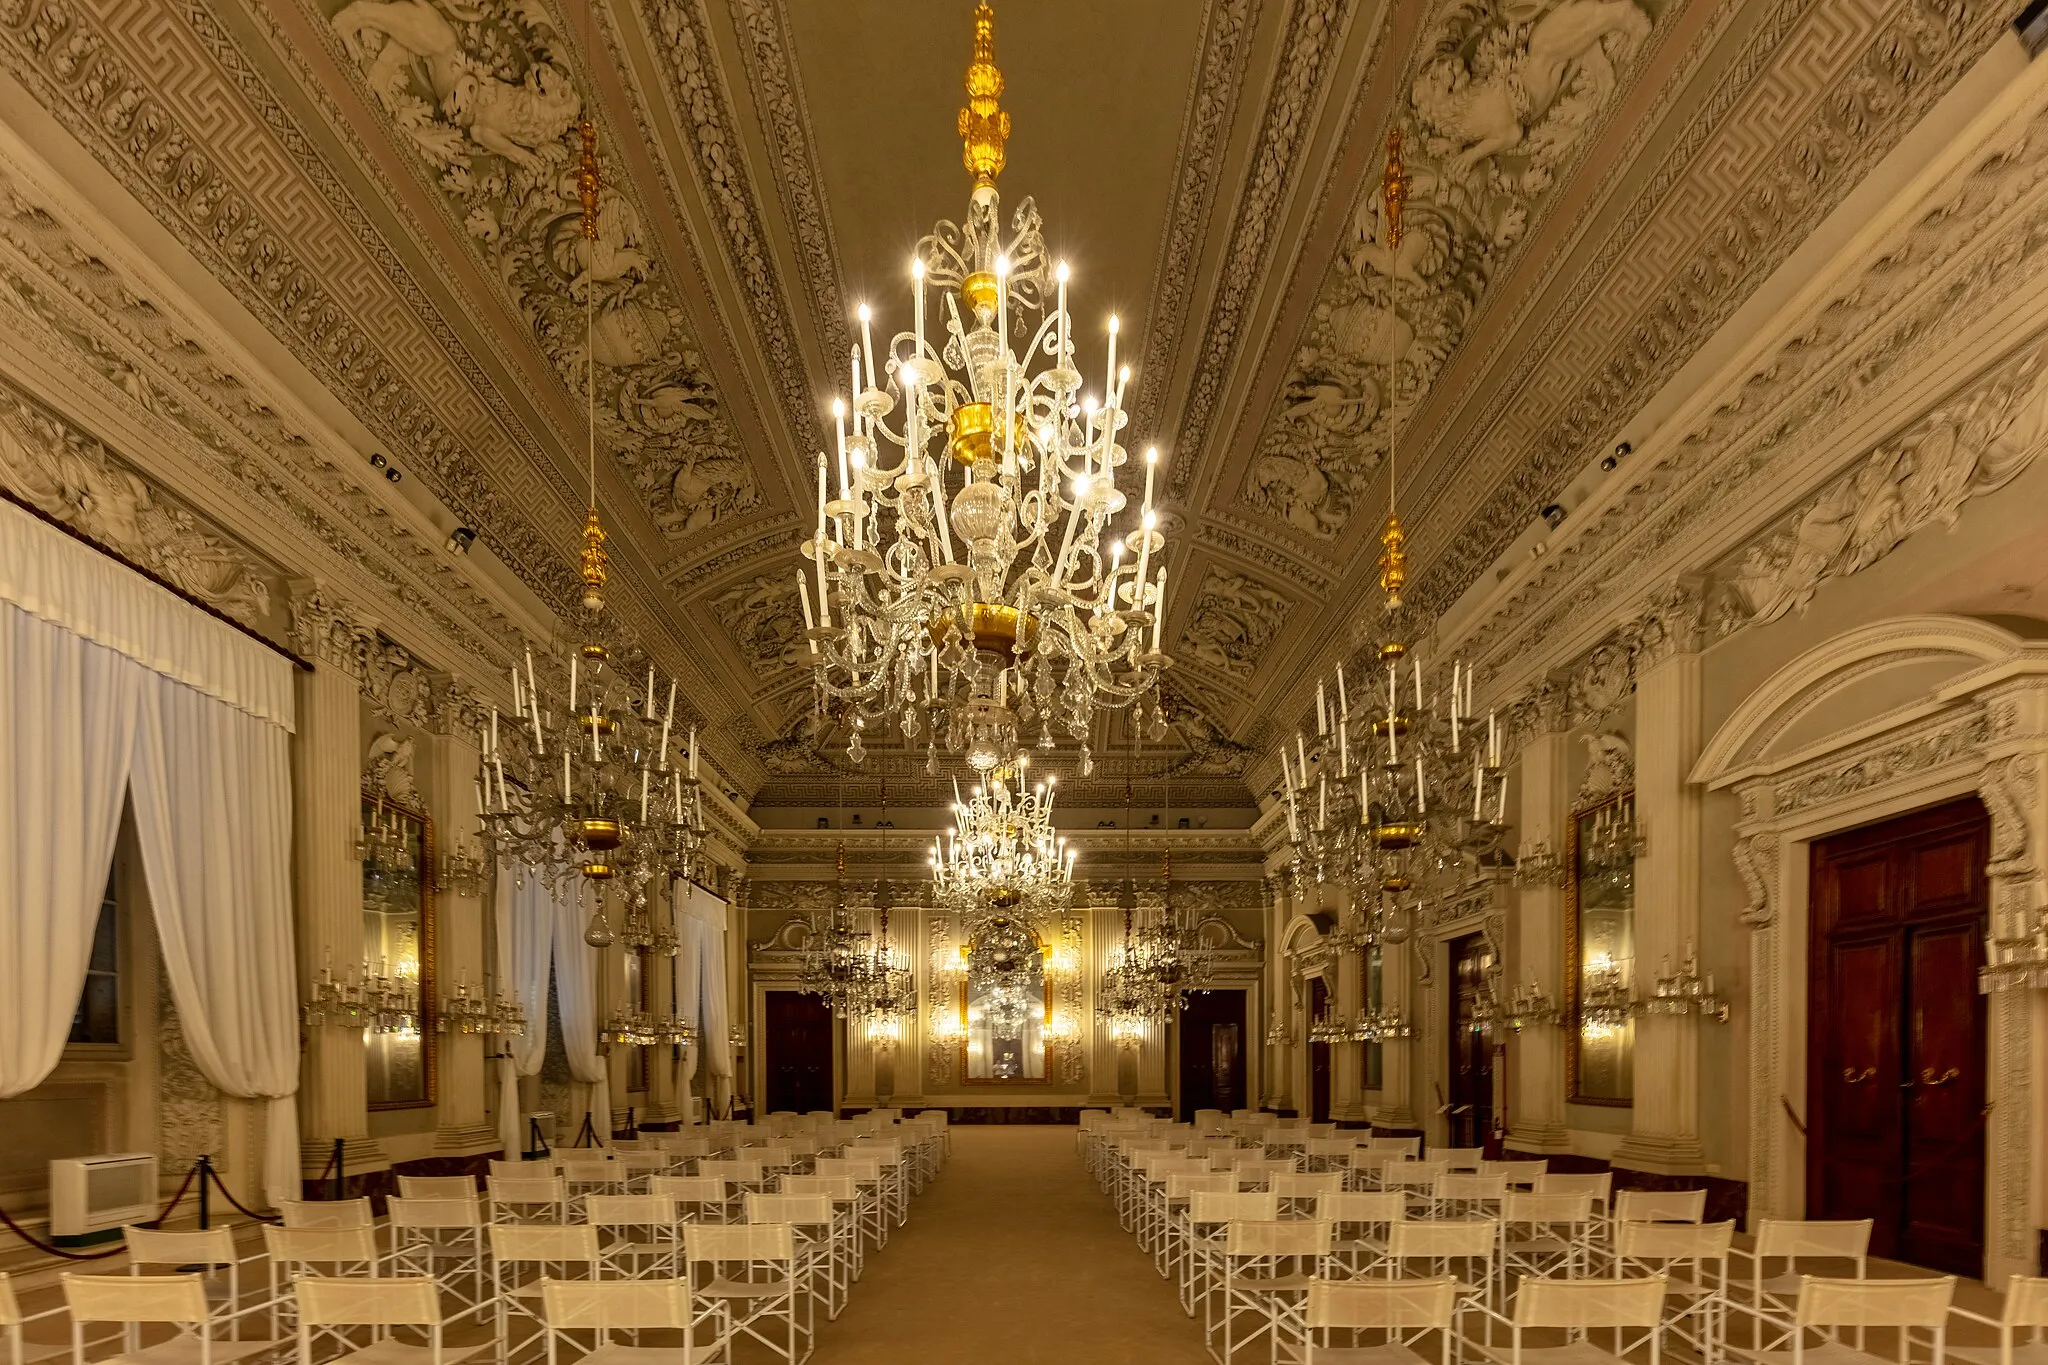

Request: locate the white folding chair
(1469, 1275), (1668, 1365)
(1735, 1219), (1873, 1336)
(1271, 1172), (1346, 1220)
(1951, 1277), (2048, 1365)
(1186, 1192), (1282, 1321)
(1480, 1160), (1549, 1189)
(1385, 1219), (1500, 1307)
(1434, 1148), (1486, 1172)
(398, 1176), (480, 1200)
(1534, 1172), (1614, 1220)
(584, 1195), (682, 1279)
(490, 1175), (568, 1226)
(1215, 1219), (1334, 1365)
(1613, 1189), (1706, 1225)
(1500, 1192), (1599, 1284)
(649, 1176), (737, 1226)
(386, 1198), (489, 1319)
(559, 1161), (624, 1220)
(1727, 1275), (1952, 1365)
(489, 1222), (601, 1363)
(0, 1274), (65, 1365)
(682, 1224), (801, 1365)
(746, 1193), (838, 1325)
(262, 1225), (379, 1334)
(1317, 1191), (1403, 1277)
(1431, 1173), (1508, 1221)
(62, 1274), (278, 1365)
(121, 1228), (249, 1331)
(1304, 1274), (1457, 1365)
(1369, 1138), (1422, 1160)
(295, 1276), (484, 1365)
(279, 1199), (373, 1230)
(1614, 1220), (1735, 1362)
(537, 1279), (694, 1365)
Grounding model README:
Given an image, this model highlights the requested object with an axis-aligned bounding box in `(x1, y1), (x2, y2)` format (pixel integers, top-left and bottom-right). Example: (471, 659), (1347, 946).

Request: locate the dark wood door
(1308, 975), (1332, 1124)
(1448, 933), (1496, 1149)
(1177, 990), (1247, 1120)
(1810, 797), (1987, 1275)
(764, 991), (836, 1116)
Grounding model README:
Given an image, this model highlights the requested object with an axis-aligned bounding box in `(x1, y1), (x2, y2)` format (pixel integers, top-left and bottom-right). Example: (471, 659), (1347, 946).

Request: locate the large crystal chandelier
(477, 117), (707, 914)
(795, 846), (916, 1022)
(1277, 132), (1509, 921)
(800, 5), (1171, 773)
(1097, 908), (1174, 1047)
(930, 754), (1075, 924)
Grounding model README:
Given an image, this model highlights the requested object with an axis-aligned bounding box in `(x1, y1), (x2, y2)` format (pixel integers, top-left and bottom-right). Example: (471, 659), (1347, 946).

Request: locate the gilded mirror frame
(1563, 789), (1635, 1107)
(362, 790), (438, 1110)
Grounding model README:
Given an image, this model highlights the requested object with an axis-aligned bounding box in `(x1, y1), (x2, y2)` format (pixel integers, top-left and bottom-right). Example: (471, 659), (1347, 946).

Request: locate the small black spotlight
(1541, 503), (1567, 529)
(446, 526), (477, 555)
(1600, 440), (1633, 473)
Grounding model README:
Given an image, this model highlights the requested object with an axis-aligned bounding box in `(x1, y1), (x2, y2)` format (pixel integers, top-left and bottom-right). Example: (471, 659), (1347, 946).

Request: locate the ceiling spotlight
(369, 452), (388, 469)
(1600, 440), (1632, 473)
(445, 526), (477, 555)
(1540, 503), (1566, 529)
(385, 467), (402, 483)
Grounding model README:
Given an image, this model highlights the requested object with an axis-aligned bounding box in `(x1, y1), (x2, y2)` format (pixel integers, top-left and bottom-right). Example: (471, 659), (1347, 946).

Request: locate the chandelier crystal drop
(800, 4), (1171, 773)
(930, 754), (1075, 926)
(476, 116), (708, 899)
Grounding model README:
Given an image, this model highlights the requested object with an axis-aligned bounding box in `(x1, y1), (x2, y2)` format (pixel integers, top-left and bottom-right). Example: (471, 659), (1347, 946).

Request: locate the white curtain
(495, 862), (556, 1159)
(695, 890), (734, 1115)
(0, 602), (139, 1097)
(551, 889), (612, 1146)
(670, 884), (702, 1125)
(128, 674), (300, 1207)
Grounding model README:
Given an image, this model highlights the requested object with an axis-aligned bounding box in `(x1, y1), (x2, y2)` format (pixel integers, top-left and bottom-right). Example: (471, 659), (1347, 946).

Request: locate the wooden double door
(764, 990), (835, 1116)
(1178, 989), (1247, 1120)
(1447, 933), (1497, 1151)
(1809, 797), (1988, 1276)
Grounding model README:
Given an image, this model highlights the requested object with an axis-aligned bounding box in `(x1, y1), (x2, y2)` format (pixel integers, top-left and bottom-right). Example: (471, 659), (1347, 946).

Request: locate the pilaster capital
(288, 578), (376, 677)
(1630, 578), (1708, 672)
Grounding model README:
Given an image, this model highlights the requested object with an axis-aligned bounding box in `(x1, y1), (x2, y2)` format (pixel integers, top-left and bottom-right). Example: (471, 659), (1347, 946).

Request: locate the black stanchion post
(626, 1105), (636, 1138)
(331, 1138), (346, 1201)
(196, 1156), (212, 1230)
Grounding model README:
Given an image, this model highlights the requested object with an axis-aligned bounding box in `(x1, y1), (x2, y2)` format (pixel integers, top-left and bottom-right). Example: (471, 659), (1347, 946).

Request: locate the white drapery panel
(551, 891), (612, 1145)
(0, 498), (294, 728)
(0, 603), (139, 1097)
(669, 883), (703, 1124)
(129, 675), (300, 1207)
(694, 887), (733, 1116)
(495, 862), (557, 1160)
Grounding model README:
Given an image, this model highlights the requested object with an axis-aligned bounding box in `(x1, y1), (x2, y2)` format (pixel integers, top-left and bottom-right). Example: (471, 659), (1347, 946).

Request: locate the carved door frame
(1695, 616), (2048, 1281)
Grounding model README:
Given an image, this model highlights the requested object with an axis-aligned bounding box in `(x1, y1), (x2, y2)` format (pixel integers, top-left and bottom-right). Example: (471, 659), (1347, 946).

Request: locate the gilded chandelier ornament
(799, 3), (1172, 773)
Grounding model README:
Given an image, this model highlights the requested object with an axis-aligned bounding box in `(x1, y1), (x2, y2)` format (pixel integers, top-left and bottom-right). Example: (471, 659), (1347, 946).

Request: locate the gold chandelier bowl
(576, 816), (623, 852)
(930, 602), (1039, 660)
(1373, 821), (1422, 851)
(960, 270), (1000, 319)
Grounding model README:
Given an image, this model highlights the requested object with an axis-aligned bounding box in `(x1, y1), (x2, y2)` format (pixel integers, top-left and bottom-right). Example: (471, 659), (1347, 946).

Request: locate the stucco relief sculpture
(1179, 568), (1293, 679)
(1719, 349), (2048, 630)
(711, 573), (810, 677)
(0, 392), (275, 625)
(329, 0), (759, 537)
(1242, 0), (1655, 537)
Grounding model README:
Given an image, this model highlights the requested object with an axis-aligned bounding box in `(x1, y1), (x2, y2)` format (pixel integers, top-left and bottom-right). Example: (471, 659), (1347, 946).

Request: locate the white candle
(562, 748), (572, 803)
(1104, 315), (1119, 420)
(1389, 713), (1398, 766)
(497, 758), (507, 809)
(1297, 733), (1307, 781)
(1336, 664), (1348, 721)
(912, 257), (926, 359)
(644, 666), (655, 720)
(1488, 711), (1498, 767)
(1134, 510), (1155, 604)
(527, 650), (543, 754)
(834, 397), (849, 504)
(1151, 568), (1167, 650)
(511, 667), (523, 719)
(590, 710), (600, 762)
(490, 706), (499, 755)
(474, 777), (485, 816)
(639, 766), (649, 820)
(1496, 777), (1508, 824)
(569, 653), (579, 712)
(1140, 446), (1157, 519)
(1416, 758), (1426, 815)
(1316, 681), (1328, 737)
(1339, 724), (1349, 780)
(688, 725), (698, 781)
(1055, 261), (1069, 362)
(858, 304), (876, 393)
(1414, 658), (1423, 710)
(1318, 774), (1328, 828)
(1474, 756), (1483, 821)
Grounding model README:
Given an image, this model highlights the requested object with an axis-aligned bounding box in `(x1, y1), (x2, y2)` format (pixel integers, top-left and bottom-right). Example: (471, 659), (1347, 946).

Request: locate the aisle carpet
(811, 1125), (1210, 1363)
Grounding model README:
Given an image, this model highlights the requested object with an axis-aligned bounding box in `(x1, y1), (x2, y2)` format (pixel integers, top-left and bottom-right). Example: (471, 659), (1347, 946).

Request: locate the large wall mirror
(963, 917), (1048, 1083)
(362, 793), (435, 1108)
(1565, 791), (1635, 1104)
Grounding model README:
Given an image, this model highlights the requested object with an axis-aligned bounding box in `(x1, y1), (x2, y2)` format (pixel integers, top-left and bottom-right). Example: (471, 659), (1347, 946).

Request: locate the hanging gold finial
(958, 4), (1009, 194)
(578, 506), (608, 612)
(1382, 128), (1407, 251)
(576, 117), (602, 241)
(1377, 513), (1407, 611)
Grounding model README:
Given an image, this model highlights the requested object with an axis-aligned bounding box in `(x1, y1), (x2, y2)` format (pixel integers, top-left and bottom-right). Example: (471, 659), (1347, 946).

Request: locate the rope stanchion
(200, 1159), (280, 1224)
(0, 1158), (202, 1260)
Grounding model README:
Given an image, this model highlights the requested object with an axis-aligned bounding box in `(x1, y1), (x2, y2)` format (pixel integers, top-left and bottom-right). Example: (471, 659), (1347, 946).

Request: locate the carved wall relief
(324, 0), (759, 539)
(1179, 567), (1293, 679)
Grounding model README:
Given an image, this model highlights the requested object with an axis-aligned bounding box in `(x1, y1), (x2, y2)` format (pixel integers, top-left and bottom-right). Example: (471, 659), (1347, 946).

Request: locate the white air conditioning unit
(50, 1153), (158, 1245)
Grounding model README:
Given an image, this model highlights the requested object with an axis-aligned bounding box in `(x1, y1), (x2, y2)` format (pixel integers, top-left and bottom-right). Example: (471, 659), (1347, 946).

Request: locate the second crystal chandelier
(800, 4), (1171, 773)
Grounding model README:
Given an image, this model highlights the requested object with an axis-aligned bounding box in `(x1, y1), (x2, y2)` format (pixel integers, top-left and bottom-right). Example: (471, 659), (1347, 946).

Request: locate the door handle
(1841, 1066), (1875, 1084)
(1919, 1067), (1960, 1088)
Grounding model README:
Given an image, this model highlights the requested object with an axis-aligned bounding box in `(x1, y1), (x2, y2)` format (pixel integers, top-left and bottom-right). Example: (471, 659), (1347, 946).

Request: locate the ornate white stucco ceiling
(0, 0), (2008, 808)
